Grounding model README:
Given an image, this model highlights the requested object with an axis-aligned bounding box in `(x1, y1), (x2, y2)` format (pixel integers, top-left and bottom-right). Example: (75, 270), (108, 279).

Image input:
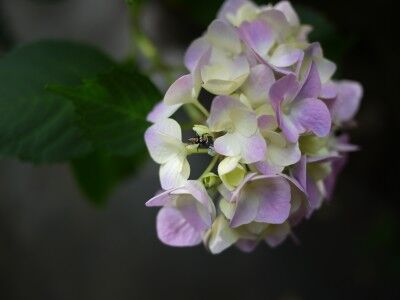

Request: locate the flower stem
(128, 2), (175, 83)
(200, 155), (220, 179)
(186, 146), (209, 155)
(193, 100), (210, 118)
(184, 105), (205, 123)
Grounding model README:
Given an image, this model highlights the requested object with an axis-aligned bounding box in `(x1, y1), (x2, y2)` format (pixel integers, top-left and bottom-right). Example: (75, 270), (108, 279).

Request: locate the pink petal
(164, 74), (195, 105)
(146, 101), (181, 123)
(320, 82), (338, 99)
(217, 0), (250, 21)
(184, 38), (210, 72)
(156, 207), (202, 247)
(241, 64), (275, 106)
(295, 62), (321, 101)
(332, 80), (363, 123)
(269, 73), (298, 113)
(146, 189), (175, 207)
(230, 175), (291, 227)
(236, 239), (258, 252)
(253, 176), (291, 224)
(240, 132), (267, 163)
(280, 114), (300, 143)
(239, 20), (275, 57)
(292, 98), (331, 138)
(270, 44), (303, 68)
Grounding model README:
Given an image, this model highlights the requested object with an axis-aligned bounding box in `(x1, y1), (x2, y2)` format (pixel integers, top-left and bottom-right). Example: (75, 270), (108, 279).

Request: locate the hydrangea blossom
(144, 0), (363, 254)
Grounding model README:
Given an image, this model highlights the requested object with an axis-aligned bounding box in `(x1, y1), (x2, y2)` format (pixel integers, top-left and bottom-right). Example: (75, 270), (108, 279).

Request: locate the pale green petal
(206, 20), (242, 55)
(202, 79), (239, 95)
(267, 132), (301, 167)
(193, 125), (211, 136)
(207, 215), (239, 254)
(218, 156), (246, 190)
(218, 156), (241, 175)
(227, 3), (259, 27)
(308, 162), (332, 181)
(219, 198), (236, 219)
(299, 135), (329, 156)
(201, 55), (249, 95)
(231, 107), (258, 137)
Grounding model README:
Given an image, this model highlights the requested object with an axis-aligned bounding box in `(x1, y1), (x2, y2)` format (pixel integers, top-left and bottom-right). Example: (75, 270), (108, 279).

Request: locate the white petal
(229, 55), (251, 83)
(214, 132), (242, 157)
(201, 54), (249, 95)
(275, 1), (300, 26)
(206, 20), (242, 55)
(266, 132), (301, 167)
(146, 101), (181, 123)
(316, 57), (336, 83)
(231, 107), (258, 137)
(218, 156), (241, 175)
(270, 44), (302, 68)
(159, 156), (189, 190)
(144, 118), (184, 164)
(202, 78), (239, 95)
(164, 74), (196, 105)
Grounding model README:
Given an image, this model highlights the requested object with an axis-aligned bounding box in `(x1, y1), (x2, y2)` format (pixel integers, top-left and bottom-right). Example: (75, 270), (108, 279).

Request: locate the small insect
(188, 134), (214, 149)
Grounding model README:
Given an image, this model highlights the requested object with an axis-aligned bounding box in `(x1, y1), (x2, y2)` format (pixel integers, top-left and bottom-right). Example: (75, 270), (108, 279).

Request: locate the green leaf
(49, 67), (161, 203)
(0, 40), (115, 163)
(48, 67), (161, 156)
(71, 150), (143, 205)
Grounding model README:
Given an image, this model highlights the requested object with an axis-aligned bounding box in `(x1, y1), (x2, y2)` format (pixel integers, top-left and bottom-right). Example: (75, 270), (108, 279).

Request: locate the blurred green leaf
(0, 40), (115, 162)
(48, 67), (160, 156)
(71, 150), (143, 205)
(49, 67), (160, 203)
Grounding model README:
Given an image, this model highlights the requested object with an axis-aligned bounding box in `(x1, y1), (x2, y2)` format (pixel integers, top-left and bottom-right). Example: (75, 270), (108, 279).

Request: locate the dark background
(0, 0), (398, 299)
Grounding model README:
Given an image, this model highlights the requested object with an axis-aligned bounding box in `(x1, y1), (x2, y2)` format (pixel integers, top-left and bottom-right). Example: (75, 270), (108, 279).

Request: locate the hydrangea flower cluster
(144, 0), (362, 254)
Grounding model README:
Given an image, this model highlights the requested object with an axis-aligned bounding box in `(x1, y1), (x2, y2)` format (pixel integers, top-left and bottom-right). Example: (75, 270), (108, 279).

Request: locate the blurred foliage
(0, 41), (114, 163)
(0, 40), (160, 204)
(71, 150), (143, 205)
(48, 67), (160, 203)
(48, 68), (160, 157)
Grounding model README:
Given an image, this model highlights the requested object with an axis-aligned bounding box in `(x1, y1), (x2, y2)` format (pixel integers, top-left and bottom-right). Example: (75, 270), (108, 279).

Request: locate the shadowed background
(0, 0), (398, 299)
